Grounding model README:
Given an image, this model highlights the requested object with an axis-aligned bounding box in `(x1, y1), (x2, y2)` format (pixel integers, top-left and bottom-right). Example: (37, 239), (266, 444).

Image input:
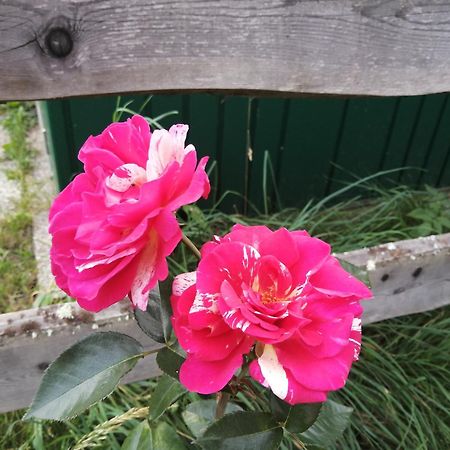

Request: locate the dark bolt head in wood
(45, 27), (73, 58)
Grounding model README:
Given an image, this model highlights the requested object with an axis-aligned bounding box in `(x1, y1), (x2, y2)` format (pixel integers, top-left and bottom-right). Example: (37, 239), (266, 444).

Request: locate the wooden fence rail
(1, 233), (449, 413)
(3, 1), (450, 100)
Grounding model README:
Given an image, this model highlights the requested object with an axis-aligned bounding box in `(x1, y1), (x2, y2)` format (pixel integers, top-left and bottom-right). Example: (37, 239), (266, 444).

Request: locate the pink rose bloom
(171, 225), (371, 404)
(49, 115), (209, 312)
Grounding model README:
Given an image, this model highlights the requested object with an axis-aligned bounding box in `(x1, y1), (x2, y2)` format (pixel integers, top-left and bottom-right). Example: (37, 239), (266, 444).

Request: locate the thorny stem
(215, 392), (231, 420)
(181, 233), (201, 260)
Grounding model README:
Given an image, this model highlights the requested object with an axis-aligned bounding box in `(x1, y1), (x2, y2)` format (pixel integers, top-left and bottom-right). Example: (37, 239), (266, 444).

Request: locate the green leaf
(121, 420), (186, 450)
(156, 345), (186, 380)
(182, 399), (243, 438)
(408, 209), (431, 222)
(285, 402), (323, 433)
(158, 276), (174, 342)
(196, 411), (283, 450)
(134, 279), (173, 344)
(299, 400), (353, 448)
(134, 290), (165, 343)
(148, 375), (187, 421)
(121, 420), (152, 450)
(151, 421), (186, 450)
(270, 394), (322, 433)
(24, 332), (143, 420)
(338, 258), (371, 288)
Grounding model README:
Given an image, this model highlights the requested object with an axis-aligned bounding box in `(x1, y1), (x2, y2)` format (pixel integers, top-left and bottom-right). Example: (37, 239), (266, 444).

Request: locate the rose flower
(49, 115), (209, 312)
(171, 225), (372, 404)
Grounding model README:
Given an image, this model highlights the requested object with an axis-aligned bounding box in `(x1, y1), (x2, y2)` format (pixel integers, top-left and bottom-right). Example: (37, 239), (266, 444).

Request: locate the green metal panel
(250, 98), (287, 212)
(188, 94), (221, 207)
(39, 93), (450, 210)
(327, 97), (398, 194)
(400, 94), (447, 185)
(281, 98), (347, 207)
(220, 97), (250, 213)
(419, 96), (450, 186)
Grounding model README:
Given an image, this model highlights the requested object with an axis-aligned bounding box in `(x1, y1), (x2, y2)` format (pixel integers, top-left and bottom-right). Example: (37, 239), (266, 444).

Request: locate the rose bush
(49, 115), (209, 312)
(171, 225), (372, 404)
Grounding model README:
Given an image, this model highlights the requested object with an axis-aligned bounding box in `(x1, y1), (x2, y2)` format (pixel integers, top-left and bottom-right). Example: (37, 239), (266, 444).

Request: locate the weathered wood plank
(0, 303), (162, 413)
(339, 233), (450, 323)
(2, 1), (450, 100)
(0, 233), (449, 413)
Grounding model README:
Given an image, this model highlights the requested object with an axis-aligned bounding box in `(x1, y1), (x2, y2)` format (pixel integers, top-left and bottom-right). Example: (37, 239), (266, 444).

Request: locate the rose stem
(215, 392), (231, 420)
(181, 233), (201, 260)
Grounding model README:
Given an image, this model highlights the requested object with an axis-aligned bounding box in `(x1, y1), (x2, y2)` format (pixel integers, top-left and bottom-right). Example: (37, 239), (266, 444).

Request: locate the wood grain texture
(2, 1), (450, 100)
(0, 302), (162, 413)
(0, 233), (449, 412)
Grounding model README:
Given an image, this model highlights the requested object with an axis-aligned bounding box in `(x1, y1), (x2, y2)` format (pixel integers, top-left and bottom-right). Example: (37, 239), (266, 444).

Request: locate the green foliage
(156, 345), (186, 381)
(182, 400), (242, 438)
(148, 421), (186, 450)
(121, 420), (152, 450)
(147, 375), (186, 422)
(196, 411), (283, 450)
(112, 96), (178, 130)
(0, 102), (38, 313)
(0, 101), (36, 178)
(406, 185), (450, 235)
(270, 394), (322, 433)
(335, 307), (450, 450)
(134, 290), (166, 344)
(24, 332), (143, 421)
(298, 400), (353, 449)
(0, 211), (36, 313)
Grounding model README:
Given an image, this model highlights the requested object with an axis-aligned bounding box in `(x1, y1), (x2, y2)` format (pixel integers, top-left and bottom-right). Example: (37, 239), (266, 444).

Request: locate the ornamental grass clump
(27, 115), (372, 449)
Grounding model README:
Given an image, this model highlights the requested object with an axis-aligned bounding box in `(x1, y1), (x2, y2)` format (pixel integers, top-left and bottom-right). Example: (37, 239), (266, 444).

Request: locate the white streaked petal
(351, 317), (362, 332)
(76, 247), (137, 272)
(258, 344), (289, 400)
(173, 272), (196, 296)
(130, 236), (158, 310)
(106, 163), (147, 192)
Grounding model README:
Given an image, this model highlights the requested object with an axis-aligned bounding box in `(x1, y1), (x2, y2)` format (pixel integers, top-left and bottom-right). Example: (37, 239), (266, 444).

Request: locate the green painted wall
(39, 93), (450, 212)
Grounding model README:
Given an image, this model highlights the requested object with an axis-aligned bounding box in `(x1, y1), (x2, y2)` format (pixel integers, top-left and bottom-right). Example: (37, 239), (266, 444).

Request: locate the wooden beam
(339, 233), (450, 323)
(0, 233), (449, 413)
(2, 1), (450, 100)
(0, 302), (162, 414)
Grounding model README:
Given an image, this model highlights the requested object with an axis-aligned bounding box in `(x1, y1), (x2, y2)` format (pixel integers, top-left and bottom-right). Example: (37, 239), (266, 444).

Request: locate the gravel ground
(29, 124), (56, 292)
(0, 126), (21, 220)
(0, 116), (56, 293)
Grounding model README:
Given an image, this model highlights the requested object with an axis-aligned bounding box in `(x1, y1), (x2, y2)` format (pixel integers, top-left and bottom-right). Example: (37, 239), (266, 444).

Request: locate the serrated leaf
(151, 421), (186, 450)
(196, 411), (283, 450)
(156, 345), (185, 380)
(299, 400), (353, 448)
(121, 420), (186, 450)
(24, 332), (143, 420)
(121, 420), (152, 450)
(338, 258), (371, 288)
(182, 399), (243, 438)
(148, 374), (186, 421)
(270, 394), (322, 433)
(134, 290), (165, 343)
(134, 279), (173, 344)
(285, 402), (323, 433)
